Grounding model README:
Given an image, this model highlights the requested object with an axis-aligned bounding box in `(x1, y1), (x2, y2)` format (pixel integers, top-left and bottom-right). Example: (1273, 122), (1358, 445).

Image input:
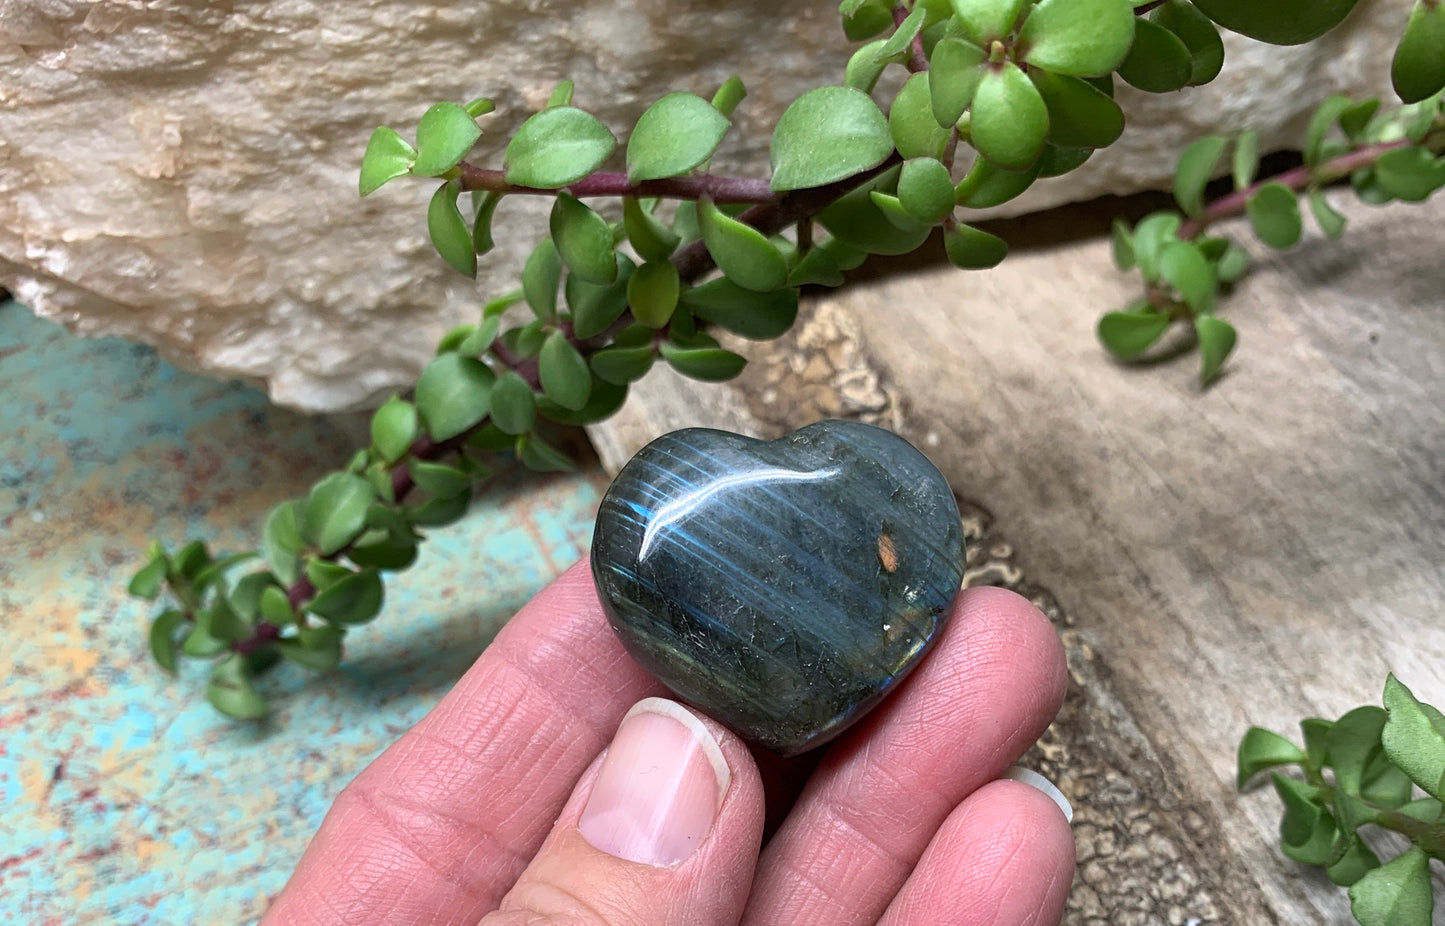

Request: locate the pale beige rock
(0, 0), (1415, 410)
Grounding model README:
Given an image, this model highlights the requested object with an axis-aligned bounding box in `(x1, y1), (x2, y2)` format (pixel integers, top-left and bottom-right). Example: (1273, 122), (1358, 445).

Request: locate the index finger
(264, 560), (664, 926)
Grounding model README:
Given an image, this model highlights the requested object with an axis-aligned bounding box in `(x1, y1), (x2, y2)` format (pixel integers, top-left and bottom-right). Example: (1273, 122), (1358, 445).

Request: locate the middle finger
(740, 585), (1067, 926)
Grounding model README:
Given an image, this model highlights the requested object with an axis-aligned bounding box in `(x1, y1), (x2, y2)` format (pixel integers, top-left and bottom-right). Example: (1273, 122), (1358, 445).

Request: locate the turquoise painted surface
(0, 302), (610, 924)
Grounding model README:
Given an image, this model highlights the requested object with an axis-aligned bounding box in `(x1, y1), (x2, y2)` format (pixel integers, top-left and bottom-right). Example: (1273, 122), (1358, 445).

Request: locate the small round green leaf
(306, 569), (384, 625)
(1098, 307), (1172, 359)
(1392, 0), (1445, 104)
(897, 158), (957, 223)
(359, 127), (417, 196)
(1215, 243), (1250, 283)
(1236, 727), (1306, 789)
(817, 184), (935, 254)
(1174, 135), (1227, 217)
(1029, 70), (1125, 149)
(970, 63), (1049, 171)
(628, 261), (681, 329)
(943, 223), (1009, 269)
(301, 473), (373, 557)
(471, 191), (502, 256)
(954, 156), (1041, 208)
(501, 319), (548, 361)
(770, 86), (894, 192)
(516, 433), (577, 473)
(841, 0), (895, 41)
(627, 92), (731, 183)
(279, 627), (344, 671)
(305, 558), (354, 591)
(207, 656), (268, 719)
(1131, 211), (1183, 281)
(428, 179), (476, 278)
(262, 501), (302, 586)
(260, 585), (295, 628)
(504, 107), (617, 189)
(697, 197), (789, 292)
(1153, 0), (1226, 86)
(129, 555), (168, 601)
(1246, 182), (1303, 248)
(1117, 18), (1194, 93)
(1307, 190), (1347, 239)
(929, 37), (987, 127)
(1019, 0), (1136, 77)
(522, 239), (563, 321)
(536, 378), (628, 425)
(1159, 241), (1215, 311)
(229, 571), (277, 624)
(371, 397), (418, 464)
(415, 353), (495, 441)
(539, 331), (592, 411)
(869, 191), (932, 232)
(787, 246), (847, 288)
(847, 39), (897, 94)
(622, 197), (681, 264)
(411, 102), (482, 177)
(1381, 675), (1445, 802)
(489, 370), (537, 435)
(567, 253), (634, 339)
(547, 80), (575, 109)
(1110, 216), (1136, 271)
(458, 316), (501, 357)
(711, 76), (748, 117)
(409, 460), (471, 499)
(1304, 95), (1352, 167)
(874, 4), (926, 63)
(1195, 315), (1237, 385)
(949, 0), (1028, 43)
(1325, 837), (1380, 888)
(550, 193), (617, 285)
(408, 489), (473, 527)
(681, 278), (800, 340)
(1232, 129), (1259, 189)
(591, 344), (656, 385)
(1348, 847), (1433, 926)
(890, 72), (951, 160)
(659, 339), (748, 381)
(148, 609), (186, 673)
(1191, 0), (1361, 45)
(1373, 146), (1445, 203)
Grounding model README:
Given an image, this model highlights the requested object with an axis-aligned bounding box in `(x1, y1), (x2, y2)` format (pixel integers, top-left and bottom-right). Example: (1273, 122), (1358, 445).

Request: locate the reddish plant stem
(893, 4), (929, 73)
(1178, 139), (1414, 240)
(457, 165), (776, 204)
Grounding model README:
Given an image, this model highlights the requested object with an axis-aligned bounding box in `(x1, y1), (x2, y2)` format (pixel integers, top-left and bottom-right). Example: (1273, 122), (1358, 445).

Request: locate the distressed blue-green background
(0, 301), (609, 924)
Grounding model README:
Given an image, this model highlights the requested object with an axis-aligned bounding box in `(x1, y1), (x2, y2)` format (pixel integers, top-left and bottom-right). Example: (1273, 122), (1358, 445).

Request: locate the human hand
(262, 560), (1073, 925)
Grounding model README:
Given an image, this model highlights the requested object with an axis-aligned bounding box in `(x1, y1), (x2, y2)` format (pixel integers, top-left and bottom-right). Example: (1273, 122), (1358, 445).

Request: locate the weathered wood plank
(589, 194), (1445, 924)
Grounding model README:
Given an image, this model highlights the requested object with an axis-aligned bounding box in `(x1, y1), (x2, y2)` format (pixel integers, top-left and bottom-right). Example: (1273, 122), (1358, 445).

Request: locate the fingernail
(578, 698), (730, 867)
(1004, 766), (1073, 824)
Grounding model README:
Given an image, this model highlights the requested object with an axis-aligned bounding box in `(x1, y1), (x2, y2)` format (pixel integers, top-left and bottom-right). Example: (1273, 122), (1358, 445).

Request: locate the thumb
(483, 697), (765, 926)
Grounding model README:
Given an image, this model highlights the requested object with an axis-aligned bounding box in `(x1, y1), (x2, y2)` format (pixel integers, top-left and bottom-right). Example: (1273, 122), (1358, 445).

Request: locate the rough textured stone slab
(589, 193), (1445, 924)
(0, 0), (1412, 410)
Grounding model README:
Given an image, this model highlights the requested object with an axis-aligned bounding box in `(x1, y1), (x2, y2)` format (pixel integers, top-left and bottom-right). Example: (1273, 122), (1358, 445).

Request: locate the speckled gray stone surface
(591, 420), (964, 755)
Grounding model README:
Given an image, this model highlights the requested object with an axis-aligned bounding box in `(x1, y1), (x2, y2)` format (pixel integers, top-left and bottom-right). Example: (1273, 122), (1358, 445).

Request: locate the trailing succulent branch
(1238, 676), (1445, 926)
(129, 0), (1443, 742)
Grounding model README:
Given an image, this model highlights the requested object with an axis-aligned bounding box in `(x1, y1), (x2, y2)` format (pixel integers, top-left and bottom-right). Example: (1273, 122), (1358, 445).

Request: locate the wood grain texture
(589, 194), (1445, 925)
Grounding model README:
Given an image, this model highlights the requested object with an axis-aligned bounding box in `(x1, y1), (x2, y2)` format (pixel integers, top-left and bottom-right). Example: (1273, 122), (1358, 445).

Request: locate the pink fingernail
(578, 698), (730, 867)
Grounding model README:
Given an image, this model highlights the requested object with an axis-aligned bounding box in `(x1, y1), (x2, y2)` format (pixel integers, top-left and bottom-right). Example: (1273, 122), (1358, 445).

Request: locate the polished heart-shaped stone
(591, 420), (964, 755)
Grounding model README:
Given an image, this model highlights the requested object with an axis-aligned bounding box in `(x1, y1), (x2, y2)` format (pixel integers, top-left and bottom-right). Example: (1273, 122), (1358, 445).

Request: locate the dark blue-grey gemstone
(591, 420), (965, 755)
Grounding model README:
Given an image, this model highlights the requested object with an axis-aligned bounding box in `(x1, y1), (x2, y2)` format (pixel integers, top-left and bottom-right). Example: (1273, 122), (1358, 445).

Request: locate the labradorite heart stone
(591, 420), (964, 755)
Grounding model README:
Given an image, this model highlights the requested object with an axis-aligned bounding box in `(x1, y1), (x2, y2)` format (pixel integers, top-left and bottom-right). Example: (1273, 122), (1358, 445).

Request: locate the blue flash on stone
(591, 420), (965, 755)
